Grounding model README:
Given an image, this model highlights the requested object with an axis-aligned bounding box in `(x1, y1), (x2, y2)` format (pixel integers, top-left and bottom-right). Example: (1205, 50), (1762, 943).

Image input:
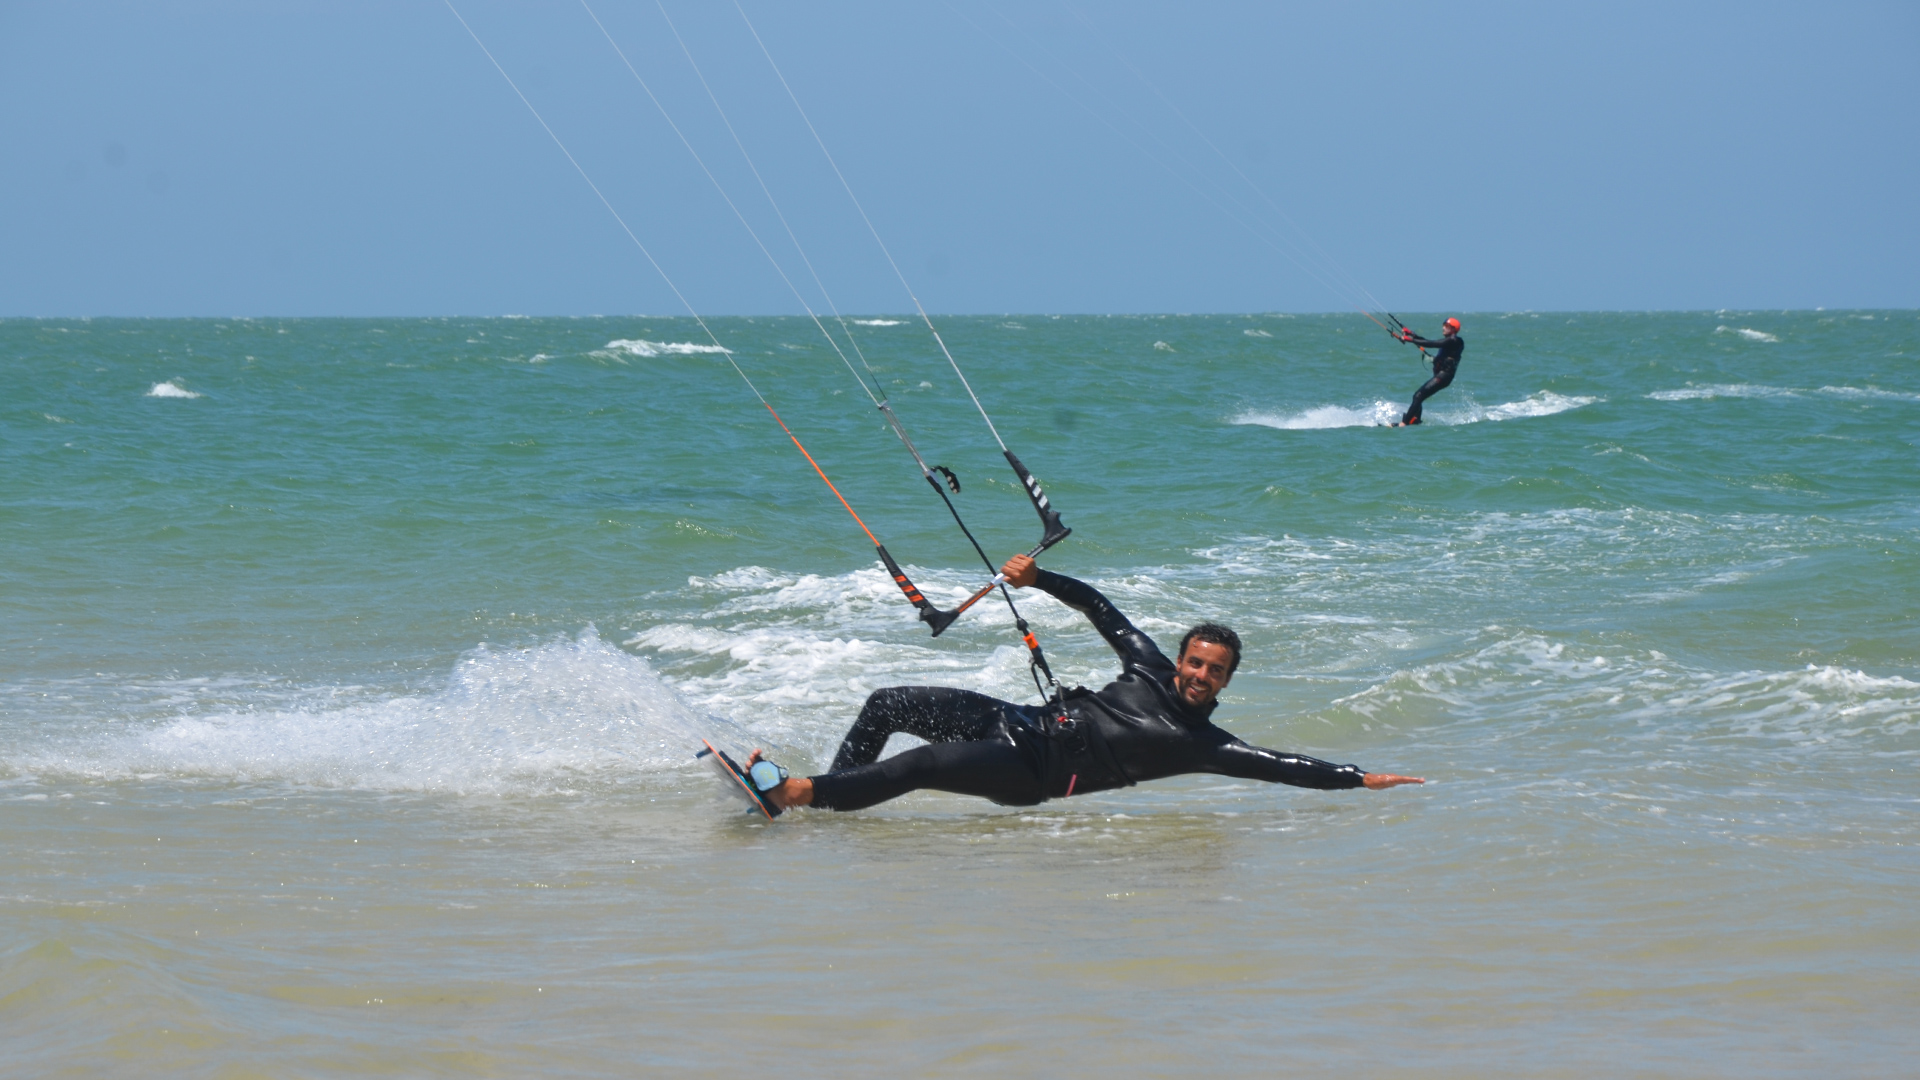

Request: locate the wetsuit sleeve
(1406, 335), (1442, 349)
(1204, 737), (1367, 790)
(1030, 568), (1172, 674)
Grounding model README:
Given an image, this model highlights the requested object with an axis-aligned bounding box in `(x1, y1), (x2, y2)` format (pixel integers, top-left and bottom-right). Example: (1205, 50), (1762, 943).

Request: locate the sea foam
(145, 381), (202, 399)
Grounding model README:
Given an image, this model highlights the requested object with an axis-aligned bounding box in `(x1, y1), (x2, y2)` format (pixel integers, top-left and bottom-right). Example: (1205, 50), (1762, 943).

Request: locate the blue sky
(2, 0), (1914, 316)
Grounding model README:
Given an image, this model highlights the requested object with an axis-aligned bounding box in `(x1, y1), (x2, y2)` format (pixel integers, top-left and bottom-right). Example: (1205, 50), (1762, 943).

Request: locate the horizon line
(2, 307), (1912, 321)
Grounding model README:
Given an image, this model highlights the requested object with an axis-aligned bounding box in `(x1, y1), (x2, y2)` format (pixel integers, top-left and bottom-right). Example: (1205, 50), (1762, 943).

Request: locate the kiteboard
(696, 738), (781, 821)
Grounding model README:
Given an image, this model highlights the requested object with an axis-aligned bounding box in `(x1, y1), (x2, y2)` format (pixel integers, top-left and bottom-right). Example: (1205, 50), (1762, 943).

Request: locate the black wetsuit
(807, 569), (1367, 811)
(1402, 332), (1464, 424)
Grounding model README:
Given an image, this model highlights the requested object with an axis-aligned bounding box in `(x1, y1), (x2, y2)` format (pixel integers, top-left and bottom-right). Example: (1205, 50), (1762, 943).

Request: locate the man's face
(1172, 640), (1235, 709)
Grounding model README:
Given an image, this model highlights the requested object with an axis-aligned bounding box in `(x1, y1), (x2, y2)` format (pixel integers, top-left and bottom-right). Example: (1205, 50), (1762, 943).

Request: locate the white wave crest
(1647, 384), (1797, 402)
(1243, 329), (1273, 338)
(1650, 383), (1918, 404)
(10, 630), (713, 793)
(146, 381), (202, 399)
(599, 339), (731, 358)
(1815, 385), (1920, 403)
(1233, 402), (1401, 430)
(1714, 325), (1779, 343)
(1232, 391), (1594, 430)
(851, 319), (905, 326)
(1329, 635), (1920, 745)
(1464, 391), (1600, 422)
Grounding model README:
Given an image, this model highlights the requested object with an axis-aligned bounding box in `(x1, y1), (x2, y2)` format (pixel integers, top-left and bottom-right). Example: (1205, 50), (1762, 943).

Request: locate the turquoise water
(3, 311), (1917, 1075)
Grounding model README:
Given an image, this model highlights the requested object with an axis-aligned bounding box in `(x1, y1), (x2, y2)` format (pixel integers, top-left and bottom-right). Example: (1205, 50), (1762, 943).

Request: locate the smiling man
(748, 554), (1422, 814)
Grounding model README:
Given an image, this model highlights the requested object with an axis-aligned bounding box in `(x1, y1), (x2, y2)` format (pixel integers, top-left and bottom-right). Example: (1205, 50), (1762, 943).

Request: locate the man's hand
(1400, 328), (1414, 341)
(1363, 773), (1424, 790)
(1001, 553), (1039, 588)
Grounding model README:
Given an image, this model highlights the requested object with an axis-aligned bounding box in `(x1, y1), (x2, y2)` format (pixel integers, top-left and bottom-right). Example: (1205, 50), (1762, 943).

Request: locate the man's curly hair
(1177, 622), (1243, 675)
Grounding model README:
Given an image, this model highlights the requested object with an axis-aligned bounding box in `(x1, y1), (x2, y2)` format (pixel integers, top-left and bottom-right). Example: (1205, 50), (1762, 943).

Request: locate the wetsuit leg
(809, 686), (1048, 811)
(1403, 364), (1456, 424)
(829, 686), (1021, 771)
(809, 738), (1046, 811)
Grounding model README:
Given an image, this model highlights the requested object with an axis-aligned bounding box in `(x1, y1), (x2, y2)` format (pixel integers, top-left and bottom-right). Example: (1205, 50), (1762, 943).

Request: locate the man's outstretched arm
(1001, 554), (1169, 673)
(1205, 738), (1424, 791)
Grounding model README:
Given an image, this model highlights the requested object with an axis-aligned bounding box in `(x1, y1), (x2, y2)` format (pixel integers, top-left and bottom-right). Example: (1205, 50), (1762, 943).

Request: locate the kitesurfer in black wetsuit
(1395, 317), (1464, 426)
(748, 554), (1422, 812)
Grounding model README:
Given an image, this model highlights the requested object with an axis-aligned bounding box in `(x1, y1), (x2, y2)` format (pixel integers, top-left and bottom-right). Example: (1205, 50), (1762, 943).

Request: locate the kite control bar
(1386, 313), (1432, 360)
(939, 526), (1073, 629)
(884, 449), (1072, 638)
(930, 450), (1073, 634)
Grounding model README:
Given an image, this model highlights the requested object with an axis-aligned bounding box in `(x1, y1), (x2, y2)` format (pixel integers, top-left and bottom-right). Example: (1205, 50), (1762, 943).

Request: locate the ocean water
(3, 311), (1916, 1076)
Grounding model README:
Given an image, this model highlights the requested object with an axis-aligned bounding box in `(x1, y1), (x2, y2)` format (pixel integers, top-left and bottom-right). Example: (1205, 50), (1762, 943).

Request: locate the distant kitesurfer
(1394, 317), (1464, 426)
(746, 555), (1422, 813)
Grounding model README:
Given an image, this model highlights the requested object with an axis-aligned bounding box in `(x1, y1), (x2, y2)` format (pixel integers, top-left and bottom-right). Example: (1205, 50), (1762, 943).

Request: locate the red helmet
(1444, 317), (1461, 332)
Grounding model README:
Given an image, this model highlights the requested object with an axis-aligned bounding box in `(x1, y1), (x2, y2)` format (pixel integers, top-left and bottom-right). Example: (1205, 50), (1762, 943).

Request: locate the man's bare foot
(1363, 773), (1425, 790)
(748, 749), (814, 809)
